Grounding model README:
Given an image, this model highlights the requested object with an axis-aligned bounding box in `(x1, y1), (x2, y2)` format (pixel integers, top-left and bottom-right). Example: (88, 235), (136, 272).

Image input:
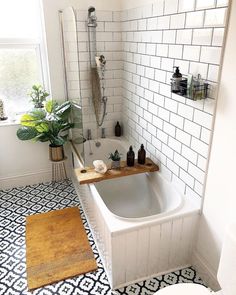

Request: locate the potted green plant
(17, 100), (75, 161)
(108, 149), (122, 169)
(29, 84), (49, 108)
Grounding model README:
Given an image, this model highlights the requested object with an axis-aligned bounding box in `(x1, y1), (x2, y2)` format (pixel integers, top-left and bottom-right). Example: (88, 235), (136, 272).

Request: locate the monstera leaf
(55, 101), (72, 120)
(17, 126), (39, 141)
(20, 109), (46, 127)
(17, 100), (74, 146)
(45, 100), (57, 113)
(35, 123), (49, 133)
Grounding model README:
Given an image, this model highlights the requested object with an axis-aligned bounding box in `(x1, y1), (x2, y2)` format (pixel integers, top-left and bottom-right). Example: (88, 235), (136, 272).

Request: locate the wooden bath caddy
(75, 158), (159, 185)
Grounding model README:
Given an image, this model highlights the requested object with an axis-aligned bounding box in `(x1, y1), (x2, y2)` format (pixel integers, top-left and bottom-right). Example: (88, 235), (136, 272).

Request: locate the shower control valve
(87, 129), (92, 140)
(101, 128), (106, 138)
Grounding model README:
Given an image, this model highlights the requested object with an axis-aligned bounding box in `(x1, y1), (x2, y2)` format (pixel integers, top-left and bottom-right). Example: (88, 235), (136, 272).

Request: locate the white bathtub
(94, 173), (183, 220)
(71, 138), (200, 289)
(83, 137), (129, 166)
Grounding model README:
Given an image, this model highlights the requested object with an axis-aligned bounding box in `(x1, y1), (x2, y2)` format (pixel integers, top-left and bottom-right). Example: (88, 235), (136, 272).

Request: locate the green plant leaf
(35, 123), (49, 133)
(50, 135), (65, 146)
(17, 127), (38, 141)
(30, 108), (46, 119)
(17, 99), (74, 145)
(20, 114), (37, 127)
(32, 84), (40, 91)
(45, 100), (52, 113)
(35, 133), (50, 142)
(55, 101), (71, 119)
(108, 149), (122, 161)
(29, 84), (50, 105)
(60, 123), (74, 132)
(45, 100), (57, 113)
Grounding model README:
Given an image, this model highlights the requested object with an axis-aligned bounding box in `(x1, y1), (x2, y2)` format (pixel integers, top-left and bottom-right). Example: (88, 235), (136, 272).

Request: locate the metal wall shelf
(171, 77), (210, 101)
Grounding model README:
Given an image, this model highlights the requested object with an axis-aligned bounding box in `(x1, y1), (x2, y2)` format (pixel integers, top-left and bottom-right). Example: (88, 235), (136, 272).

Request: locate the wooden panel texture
(75, 158), (159, 184)
(26, 207), (97, 290)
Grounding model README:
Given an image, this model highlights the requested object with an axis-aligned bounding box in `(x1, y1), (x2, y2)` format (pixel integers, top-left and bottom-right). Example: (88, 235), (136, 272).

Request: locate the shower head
(87, 6), (97, 27)
(88, 6), (95, 14)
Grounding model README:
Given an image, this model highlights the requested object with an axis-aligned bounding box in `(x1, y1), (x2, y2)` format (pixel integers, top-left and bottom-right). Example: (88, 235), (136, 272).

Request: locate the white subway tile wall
(196, 0), (215, 10)
(68, 1), (227, 199)
(122, 0), (228, 199)
(72, 10), (123, 139)
(178, 0), (196, 13)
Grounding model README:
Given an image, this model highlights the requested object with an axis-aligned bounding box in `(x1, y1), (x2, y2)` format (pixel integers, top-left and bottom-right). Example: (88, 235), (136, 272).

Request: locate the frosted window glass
(0, 0), (40, 39)
(0, 48), (41, 113)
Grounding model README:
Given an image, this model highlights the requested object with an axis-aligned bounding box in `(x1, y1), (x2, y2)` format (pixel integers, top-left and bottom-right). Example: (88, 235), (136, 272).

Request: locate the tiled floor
(0, 181), (205, 295)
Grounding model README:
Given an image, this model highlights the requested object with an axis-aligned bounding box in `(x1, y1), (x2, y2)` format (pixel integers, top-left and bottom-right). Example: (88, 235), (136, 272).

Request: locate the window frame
(0, 1), (50, 116)
(0, 40), (44, 83)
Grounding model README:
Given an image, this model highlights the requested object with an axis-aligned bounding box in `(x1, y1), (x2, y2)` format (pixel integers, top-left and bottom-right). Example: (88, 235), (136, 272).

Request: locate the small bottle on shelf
(127, 146), (135, 167)
(115, 121), (121, 137)
(171, 66), (182, 93)
(138, 144), (146, 165)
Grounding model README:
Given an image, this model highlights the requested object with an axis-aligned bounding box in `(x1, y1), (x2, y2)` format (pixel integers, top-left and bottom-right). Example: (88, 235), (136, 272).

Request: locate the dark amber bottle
(127, 146), (135, 167)
(115, 121), (121, 137)
(138, 144), (146, 164)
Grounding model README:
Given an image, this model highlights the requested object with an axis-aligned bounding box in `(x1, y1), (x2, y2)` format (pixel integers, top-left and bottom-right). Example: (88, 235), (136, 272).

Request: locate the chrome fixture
(101, 128), (106, 138)
(88, 6), (108, 127)
(87, 129), (92, 140)
(87, 6), (97, 27)
(95, 141), (101, 147)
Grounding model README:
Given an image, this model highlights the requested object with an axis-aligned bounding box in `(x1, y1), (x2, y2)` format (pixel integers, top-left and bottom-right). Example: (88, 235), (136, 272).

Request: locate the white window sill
(0, 117), (20, 127)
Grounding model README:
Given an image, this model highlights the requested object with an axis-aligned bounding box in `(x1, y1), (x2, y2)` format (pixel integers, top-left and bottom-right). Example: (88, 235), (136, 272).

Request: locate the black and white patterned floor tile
(0, 181), (205, 295)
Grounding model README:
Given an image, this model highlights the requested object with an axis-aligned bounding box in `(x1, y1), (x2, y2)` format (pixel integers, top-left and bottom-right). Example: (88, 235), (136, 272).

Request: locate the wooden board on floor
(75, 157), (159, 185)
(26, 207), (97, 291)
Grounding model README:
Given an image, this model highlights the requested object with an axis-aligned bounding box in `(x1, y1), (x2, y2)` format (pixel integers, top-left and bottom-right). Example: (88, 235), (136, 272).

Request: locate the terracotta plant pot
(111, 160), (120, 169)
(49, 145), (65, 162)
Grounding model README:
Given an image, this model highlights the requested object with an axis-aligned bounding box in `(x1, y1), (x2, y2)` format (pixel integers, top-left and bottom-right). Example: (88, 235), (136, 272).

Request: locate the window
(0, 0), (49, 115)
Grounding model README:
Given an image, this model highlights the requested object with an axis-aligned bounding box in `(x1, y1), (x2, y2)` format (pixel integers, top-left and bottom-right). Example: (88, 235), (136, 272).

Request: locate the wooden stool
(51, 157), (68, 183)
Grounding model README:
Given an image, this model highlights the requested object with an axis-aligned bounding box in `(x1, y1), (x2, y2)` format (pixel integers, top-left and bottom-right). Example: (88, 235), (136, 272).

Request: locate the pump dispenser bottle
(127, 146), (135, 167)
(138, 144), (146, 165)
(171, 66), (182, 93)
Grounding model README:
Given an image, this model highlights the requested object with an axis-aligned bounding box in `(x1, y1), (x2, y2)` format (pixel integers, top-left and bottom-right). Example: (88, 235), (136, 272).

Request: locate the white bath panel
(125, 231), (138, 283)
(159, 221), (172, 271)
(148, 224), (161, 275)
(181, 214), (199, 264)
(169, 218), (183, 268)
(137, 227), (150, 279)
(112, 234), (126, 287)
(106, 214), (199, 289)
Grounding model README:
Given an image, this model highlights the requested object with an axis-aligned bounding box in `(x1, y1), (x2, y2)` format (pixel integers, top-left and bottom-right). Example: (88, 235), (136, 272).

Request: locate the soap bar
(93, 160), (107, 174)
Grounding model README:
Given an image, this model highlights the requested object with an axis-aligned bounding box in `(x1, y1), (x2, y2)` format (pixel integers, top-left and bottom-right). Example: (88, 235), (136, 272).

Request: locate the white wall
(194, 0), (236, 289)
(0, 125), (51, 189)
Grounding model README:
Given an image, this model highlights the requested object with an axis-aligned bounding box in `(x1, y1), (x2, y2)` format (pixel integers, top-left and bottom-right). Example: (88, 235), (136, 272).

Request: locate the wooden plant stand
(51, 157), (68, 183)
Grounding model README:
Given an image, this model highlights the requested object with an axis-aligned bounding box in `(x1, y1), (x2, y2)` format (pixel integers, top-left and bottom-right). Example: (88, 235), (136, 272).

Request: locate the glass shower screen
(59, 7), (85, 164)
